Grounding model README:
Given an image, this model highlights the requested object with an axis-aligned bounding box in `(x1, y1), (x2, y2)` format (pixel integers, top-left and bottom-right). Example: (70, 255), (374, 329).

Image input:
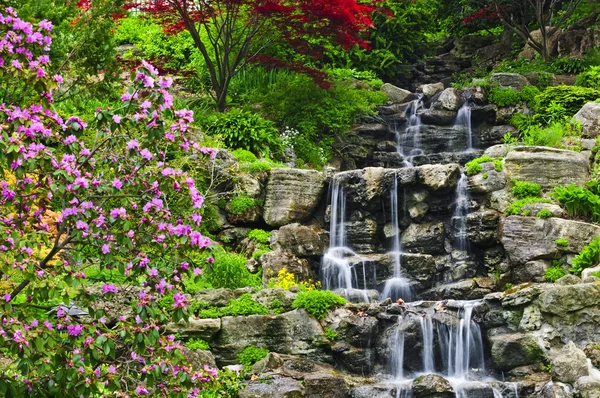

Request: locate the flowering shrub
(0, 8), (226, 397)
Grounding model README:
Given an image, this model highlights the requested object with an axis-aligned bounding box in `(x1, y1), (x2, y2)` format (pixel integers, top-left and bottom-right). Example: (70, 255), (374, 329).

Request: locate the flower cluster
(0, 7), (221, 397)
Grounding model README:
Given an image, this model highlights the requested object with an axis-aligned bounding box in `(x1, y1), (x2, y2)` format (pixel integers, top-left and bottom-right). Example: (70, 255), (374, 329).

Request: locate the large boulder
(551, 341), (589, 384)
(419, 82), (445, 98)
(401, 223), (445, 254)
(165, 318), (221, 340)
(239, 377), (304, 398)
(263, 169), (325, 227)
(271, 223), (328, 257)
(260, 251), (314, 284)
(212, 310), (328, 365)
(489, 332), (545, 371)
(413, 374), (454, 398)
(501, 216), (600, 266)
(504, 146), (589, 191)
(417, 163), (461, 192)
(437, 88), (463, 111)
(381, 83), (416, 103)
(489, 73), (530, 90)
(538, 283), (600, 315)
(304, 373), (349, 398)
(520, 29), (561, 60)
(575, 102), (600, 139)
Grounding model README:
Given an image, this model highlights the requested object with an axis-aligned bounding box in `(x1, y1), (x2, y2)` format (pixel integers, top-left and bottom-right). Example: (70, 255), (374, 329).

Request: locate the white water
(321, 177), (371, 302)
(391, 316), (406, 380)
(381, 177), (414, 301)
(455, 100), (474, 152)
(396, 95), (424, 166)
(452, 172), (470, 251)
(420, 314), (435, 373)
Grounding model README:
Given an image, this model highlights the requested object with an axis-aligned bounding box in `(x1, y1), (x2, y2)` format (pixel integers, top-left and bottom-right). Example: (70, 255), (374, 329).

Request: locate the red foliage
(462, 4), (505, 25)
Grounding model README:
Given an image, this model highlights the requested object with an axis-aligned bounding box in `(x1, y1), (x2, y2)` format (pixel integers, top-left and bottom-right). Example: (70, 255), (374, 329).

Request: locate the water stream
(396, 94), (424, 166)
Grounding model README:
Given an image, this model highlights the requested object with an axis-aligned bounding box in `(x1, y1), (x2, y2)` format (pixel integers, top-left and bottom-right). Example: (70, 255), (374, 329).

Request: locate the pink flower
(53, 74), (63, 84)
(3, 294), (11, 302)
(172, 293), (188, 309)
(148, 268), (158, 277)
(126, 139), (139, 150)
(101, 283), (118, 294)
(112, 178), (123, 190)
(39, 20), (53, 32)
(121, 93), (132, 102)
(11, 59), (22, 70)
(67, 324), (84, 337)
(136, 386), (149, 395)
(139, 148), (153, 160)
(112, 114), (122, 124)
(101, 244), (110, 254)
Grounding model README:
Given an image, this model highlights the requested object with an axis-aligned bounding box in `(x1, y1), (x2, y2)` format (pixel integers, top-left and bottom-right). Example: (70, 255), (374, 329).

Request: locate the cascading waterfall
(321, 176), (370, 302)
(452, 172), (470, 251)
(455, 95), (474, 152)
(381, 177), (413, 301)
(396, 94), (424, 166)
(420, 314), (435, 374)
(391, 316), (406, 380)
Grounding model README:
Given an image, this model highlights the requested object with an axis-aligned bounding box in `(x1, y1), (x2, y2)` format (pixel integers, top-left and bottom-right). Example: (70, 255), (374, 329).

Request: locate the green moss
(512, 180), (542, 199)
(505, 197), (553, 216)
(292, 290), (347, 320)
(221, 294), (269, 316)
(324, 327), (338, 341)
(185, 338), (210, 350)
(247, 229), (271, 244)
(482, 173), (489, 179)
(231, 149), (258, 163)
(228, 195), (257, 215)
(555, 238), (569, 247)
(465, 155), (503, 176)
(571, 237), (600, 274)
(237, 346), (269, 372)
(536, 208), (553, 219)
(544, 266), (567, 282)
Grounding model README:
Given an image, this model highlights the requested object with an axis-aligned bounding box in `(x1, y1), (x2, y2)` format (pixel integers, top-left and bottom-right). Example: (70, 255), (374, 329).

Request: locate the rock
(236, 174), (262, 198)
(520, 203), (565, 218)
(575, 102), (600, 139)
(519, 304), (543, 332)
(263, 169), (325, 227)
(513, 260), (551, 284)
(420, 82), (445, 98)
(401, 223), (445, 254)
(490, 73), (530, 90)
(539, 381), (573, 398)
(465, 210), (500, 246)
(251, 352), (285, 375)
(187, 349), (217, 369)
(551, 341), (589, 384)
(217, 227), (250, 246)
(484, 144), (512, 159)
(583, 265), (600, 280)
(345, 218), (379, 253)
(454, 34), (495, 55)
(575, 376), (600, 398)
(454, 382), (497, 398)
(260, 251), (314, 284)
(304, 373), (349, 398)
(437, 88), (463, 111)
(504, 146), (589, 191)
(381, 83), (416, 103)
(271, 224), (328, 257)
(252, 289), (297, 312)
(478, 125), (517, 147)
(417, 163), (461, 192)
(489, 332), (545, 371)
(502, 283), (549, 307)
(212, 310), (328, 365)
(239, 376), (304, 398)
(468, 169), (506, 194)
(226, 201), (261, 225)
(165, 318), (221, 340)
(538, 283), (600, 315)
(413, 374), (454, 398)
(501, 216), (600, 266)
(398, 125), (471, 155)
(194, 288), (236, 307)
(420, 109), (457, 126)
(557, 274), (582, 285)
(372, 152), (405, 168)
(348, 385), (396, 398)
(584, 343), (600, 368)
(520, 29), (561, 60)
(496, 104), (532, 124)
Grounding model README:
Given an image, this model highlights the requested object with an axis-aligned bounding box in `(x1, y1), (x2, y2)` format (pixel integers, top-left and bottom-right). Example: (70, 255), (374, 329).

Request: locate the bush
(267, 268), (320, 291)
(324, 328), (338, 341)
(552, 184), (600, 222)
(185, 339), (210, 351)
(512, 181), (542, 199)
(488, 88), (520, 107)
(521, 122), (566, 148)
(576, 66), (600, 89)
(247, 229), (271, 244)
(238, 346), (269, 371)
(544, 265), (567, 282)
(231, 149), (258, 163)
(534, 86), (600, 117)
(292, 290), (347, 320)
(550, 57), (590, 75)
(202, 251), (261, 289)
(228, 195), (257, 215)
(203, 109), (283, 157)
(505, 197), (553, 216)
(571, 237), (600, 274)
(536, 208), (553, 218)
(556, 238), (569, 247)
(221, 294), (269, 316)
(196, 307), (222, 319)
(465, 155), (503, 176)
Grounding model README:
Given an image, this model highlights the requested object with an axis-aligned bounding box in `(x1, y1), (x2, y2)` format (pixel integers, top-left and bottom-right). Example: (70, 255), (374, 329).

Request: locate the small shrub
(245, 159), (273, 173)
(536, 208), (553, 218)
(510, 113), (538, 132)
(465, 155), (503, 176)
(324, 328), (338, 341)
(576, 66), (600, 89)
(221, 294), (269, 316)
(247, 229), (271, 244)
(203, 109), (283, 156)
(571, 237), (600, 274)
(267, 268), (320, 291)
(544, 265), (567, 282)
(534, 86), (600, 117)
(203, 251), (261, 289)
(551, 57), (589, 75)
(488, 88), (520, 107)
(505, 197), (553, 216)
(228, 195), (257, 215)
(252, 247), (272, 260)
(512, 181), (542, 199)
(552, 184), (600, 222)
(237, 346), (269, 372)
(196, 307), (221, 319)
(231, 149), (258, 163)
(292, 290), (347, 320)
(519, 85), (541, 105)
(555, 238), (569, 247)
(185, 339), (210, 351)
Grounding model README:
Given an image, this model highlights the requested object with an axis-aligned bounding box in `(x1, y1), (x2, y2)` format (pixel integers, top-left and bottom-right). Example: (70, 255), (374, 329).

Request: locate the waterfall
(437, 301), (485, 380)
(455, 96), (473, 152)
(381, 176), (413, 301)
(396, 95), (424, 166)
(420, 314), (435, 373)
(391, 316), (406, 380)
(452, 172), (470, 251)
(321, 176), (370, 302)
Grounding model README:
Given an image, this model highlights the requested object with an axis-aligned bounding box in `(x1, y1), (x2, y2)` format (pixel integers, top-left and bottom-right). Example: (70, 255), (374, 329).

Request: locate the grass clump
(465, 155), (503, 176)
(536, 208), (553, 218)
(505, 197), (553, 216)
(185, 339), (210, 351)
(221, 294), (269, 316)
(238, 346), (269, 372)
(203, 250), (262, 289)
(512, 181), (542, 199)
(292, 290), (346, 320)
(556, 238), (569, 247)
(247, 229), (271, 244)
(324, 328), (338, 341)
(544, 265), (567, 282)
(231, 149), (258, 163)
(553, 184), (600, 222)
(228, 195), (257, 215)
(571, 237), (600, 274)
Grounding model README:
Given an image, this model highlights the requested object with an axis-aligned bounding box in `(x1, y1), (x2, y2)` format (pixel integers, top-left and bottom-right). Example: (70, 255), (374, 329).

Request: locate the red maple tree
(126, 0), (380, 111)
